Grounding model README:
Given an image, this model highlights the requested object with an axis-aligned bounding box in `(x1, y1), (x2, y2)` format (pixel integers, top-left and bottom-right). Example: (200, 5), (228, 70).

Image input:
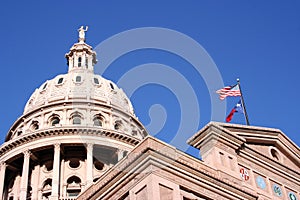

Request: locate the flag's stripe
(216, 84), (241, 100)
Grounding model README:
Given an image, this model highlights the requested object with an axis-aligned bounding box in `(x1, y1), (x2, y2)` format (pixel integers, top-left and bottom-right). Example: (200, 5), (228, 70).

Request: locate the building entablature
(0, 127), (141, 160)
(77, 136), (258, 200)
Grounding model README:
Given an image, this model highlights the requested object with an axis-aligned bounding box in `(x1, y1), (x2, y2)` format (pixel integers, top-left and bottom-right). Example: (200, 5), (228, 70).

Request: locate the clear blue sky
(0, 1), (299, 153)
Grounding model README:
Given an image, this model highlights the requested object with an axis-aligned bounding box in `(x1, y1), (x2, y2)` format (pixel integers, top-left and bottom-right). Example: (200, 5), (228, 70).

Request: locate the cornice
(0, 127), (140, 157)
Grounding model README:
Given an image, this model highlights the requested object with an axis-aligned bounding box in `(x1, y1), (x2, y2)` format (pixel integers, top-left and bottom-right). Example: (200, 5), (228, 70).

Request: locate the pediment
(188, 122), (300, 173)
(215, 122), (300, 172)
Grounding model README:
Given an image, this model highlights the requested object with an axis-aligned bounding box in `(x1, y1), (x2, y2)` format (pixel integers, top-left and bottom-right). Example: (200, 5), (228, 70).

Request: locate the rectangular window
(78, 57), (82, 67)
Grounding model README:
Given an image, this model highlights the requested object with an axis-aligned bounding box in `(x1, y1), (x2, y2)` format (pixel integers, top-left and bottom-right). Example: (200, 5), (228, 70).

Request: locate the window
(78, 57), (82, 67)
(75, 76), (81, 82)
(271, 149), (280, 161)
(93, 118), (102, 126)
(30, 122), (39, 131)
(57, 77), (64, 84)
(110, 83), (114, 89)
(94, 78), (99, 85)
(42, 83), (47, 90)
(51, 117), (60, 126)
(114, 123), (120, 130)
(73, 115), (81, 125)
(66, 176), (81, 197)
(94, 160), (104, 170)
(85, 57), (88, 68)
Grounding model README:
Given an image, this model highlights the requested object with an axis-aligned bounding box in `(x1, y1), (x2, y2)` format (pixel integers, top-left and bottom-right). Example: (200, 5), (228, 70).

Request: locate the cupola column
(50, 143), (61, 200)
(0, 162), (6, 199)
(20, 150), (31, 200)
(86, 143), (94, 187)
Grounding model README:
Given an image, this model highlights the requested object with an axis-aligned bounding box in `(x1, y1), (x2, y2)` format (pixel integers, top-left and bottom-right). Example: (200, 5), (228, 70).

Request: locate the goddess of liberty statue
(78, 26), (88, 42)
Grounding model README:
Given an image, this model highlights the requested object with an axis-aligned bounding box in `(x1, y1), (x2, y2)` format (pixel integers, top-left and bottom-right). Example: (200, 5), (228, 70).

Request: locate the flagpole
(237, 78), (250, 125)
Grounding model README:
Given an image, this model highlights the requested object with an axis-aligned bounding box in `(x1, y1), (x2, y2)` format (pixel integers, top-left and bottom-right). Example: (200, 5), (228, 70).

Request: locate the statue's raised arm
(78, 26), (88, 42)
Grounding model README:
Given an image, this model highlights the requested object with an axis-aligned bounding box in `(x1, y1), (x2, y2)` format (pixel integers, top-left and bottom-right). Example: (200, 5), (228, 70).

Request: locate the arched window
(66, 176), (82, 197)
(72, 114), (82, 125)
(42, 178), (52, 199)
(114, 121), (122, 130)
(30, 121), (39, 131)
(93, 115), (103, 127)
(78, 57), (82, 67)
(50, 116), (60, 126)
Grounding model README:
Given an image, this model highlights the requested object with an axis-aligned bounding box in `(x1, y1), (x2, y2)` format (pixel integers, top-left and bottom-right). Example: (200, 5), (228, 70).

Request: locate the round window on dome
(57, 77), (64, 84)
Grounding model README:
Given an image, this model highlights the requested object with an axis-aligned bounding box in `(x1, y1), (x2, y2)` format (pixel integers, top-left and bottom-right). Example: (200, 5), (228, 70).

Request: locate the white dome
(24, 71), (134, 115)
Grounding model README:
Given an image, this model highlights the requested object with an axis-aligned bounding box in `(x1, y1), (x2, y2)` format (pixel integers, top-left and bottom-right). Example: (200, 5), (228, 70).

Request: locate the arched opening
(66, 176), (82, 197)
(93, 115), (103, 127)
(72, 115), (82, 125)
(50, 116), (60, 126)
(114, 121), (122, 131)
(30, 121), (39, 131)
(42, 178), (52, 199)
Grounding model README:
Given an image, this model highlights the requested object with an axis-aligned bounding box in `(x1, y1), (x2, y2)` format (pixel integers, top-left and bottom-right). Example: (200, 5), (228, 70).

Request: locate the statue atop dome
(78, 26), (88, 43)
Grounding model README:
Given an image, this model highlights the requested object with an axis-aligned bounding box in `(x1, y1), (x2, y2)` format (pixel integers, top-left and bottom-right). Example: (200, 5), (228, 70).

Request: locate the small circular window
(270, 148), (280, 161)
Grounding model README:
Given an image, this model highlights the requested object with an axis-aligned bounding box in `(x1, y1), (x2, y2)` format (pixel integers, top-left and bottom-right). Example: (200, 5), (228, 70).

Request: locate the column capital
(0, 161), (6, 168)
(54, 143), (60, 150)
(86, 143), (94, 150)
(23, 150), (31, 158)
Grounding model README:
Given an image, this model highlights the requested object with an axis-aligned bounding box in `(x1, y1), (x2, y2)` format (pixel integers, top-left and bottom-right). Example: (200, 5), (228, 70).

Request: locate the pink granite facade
(78, 122), (300, 200)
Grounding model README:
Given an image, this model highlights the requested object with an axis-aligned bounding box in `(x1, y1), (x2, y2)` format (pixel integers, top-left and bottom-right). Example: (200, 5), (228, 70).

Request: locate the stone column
(50, 144), (60, 200)
(86, 143), (93, 186)
(0, 162), (6, 199)
(20, 150), (31, 200)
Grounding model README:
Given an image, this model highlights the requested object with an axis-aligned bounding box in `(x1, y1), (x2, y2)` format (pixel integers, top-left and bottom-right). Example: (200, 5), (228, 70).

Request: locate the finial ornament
(78, 26), (88, 43)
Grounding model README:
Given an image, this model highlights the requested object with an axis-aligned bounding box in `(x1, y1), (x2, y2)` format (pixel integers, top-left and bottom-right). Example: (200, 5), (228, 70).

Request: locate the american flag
(216, 84), (241, 100)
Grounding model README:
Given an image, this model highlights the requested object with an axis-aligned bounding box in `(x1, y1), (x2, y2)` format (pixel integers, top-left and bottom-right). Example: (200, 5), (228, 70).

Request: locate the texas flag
(226, 100), (244, 122)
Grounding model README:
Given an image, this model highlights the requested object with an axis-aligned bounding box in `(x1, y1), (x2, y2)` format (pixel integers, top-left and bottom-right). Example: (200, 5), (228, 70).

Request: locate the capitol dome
(0, 27), (148, 200)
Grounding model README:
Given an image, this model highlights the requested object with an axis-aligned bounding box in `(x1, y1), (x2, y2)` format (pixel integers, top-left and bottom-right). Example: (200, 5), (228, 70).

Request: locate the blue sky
(0, 1), (299, 154)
